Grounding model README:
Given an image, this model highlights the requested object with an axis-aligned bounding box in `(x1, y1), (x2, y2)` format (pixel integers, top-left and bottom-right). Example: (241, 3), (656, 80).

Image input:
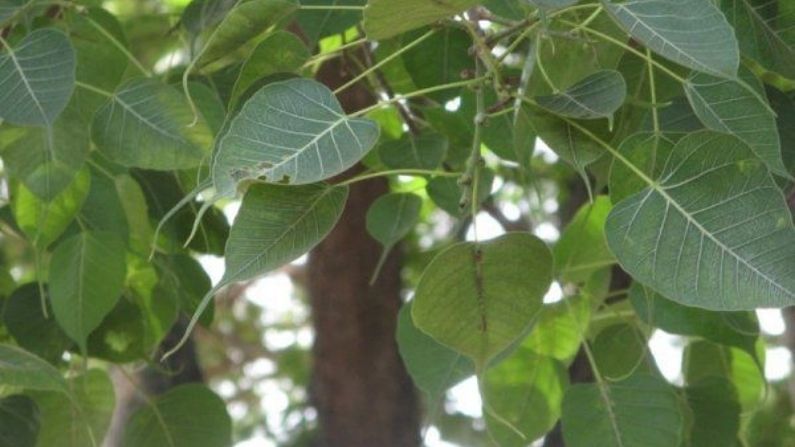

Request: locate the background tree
(0, 0), (794, 447)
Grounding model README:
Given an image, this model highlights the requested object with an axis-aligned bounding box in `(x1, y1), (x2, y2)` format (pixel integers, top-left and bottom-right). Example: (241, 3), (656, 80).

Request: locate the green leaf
(427, 168), (494, 217)
(49, 231), (127, 352)
(31, 369), (115, 447)
(0, 28), (75, 126)
(554, 196), (615, 282)
(591, 322), (651, 381)
(561, 373), (684, 447)
(396, 303), (474, 399)
(122, 384), (231, 447)
(3, 284), (71, 364)
(531, 111), (603, 180)
(378, 132), (448, 170)
(12, 167), (90, 248)
(401, 28), (474, 103)
(0, 344), (67, 394)
(114, 174), (153, 256)
(684, 69), (789, 177)
(529, 0), (577, 9)
(0, 395), (39, 447)
(605, 131), (795, 310)
(157, 254), (214, 326)
(363, 0), (478, 40)
(483, 350), (567, 445)
(196, 0), (298, 67)
(524, 296), (590, 365)
(684, 340), (764, 409)
(719, 0), (795, 80)
(630, 283), (760, 358)
(213, 78), (379, 196)
(685, 377), (742, 447)
(411, 233), (553, 368)
(297, 0), (365, 42)
(536, 70), (627, 120)
(181, 0), (238, 37)
(366, 193), (422, 248)
(230, 30), (310, 107)
(608, 132), (675, 203)
(601, 0), (739, 77)
(223, 183), (348, 285)
(0, 98), (90, 201)
(92, 78), (214, 170)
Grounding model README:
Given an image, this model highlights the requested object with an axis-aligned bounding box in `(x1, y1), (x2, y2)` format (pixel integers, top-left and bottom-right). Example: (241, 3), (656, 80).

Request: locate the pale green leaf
(11, 167), (90, 248)
(412, 233), (553, 368)
(213, 78), (379, 196)
(196, 0), (298, 67)
(92, 78), (214, 170)
(223, 183), (348, 284)
(396, 303), (474, 399)
(536, 70), (627, 120)
(606, 131), (795, 310)
(0, 28), (75, 126)
(602, 0), (739, 77)
(363, 0), (478, 40)
(32, 369), (115, 447)
(122, 384), (231, 447)
(561, 373), (684, 447)
(524, 296), (590, 364)
(230, 30), (310, 107)
(378, 132), (448, 171)
(684, 340), (764, 410)
(0, 395), (38, 447)
(684, 69), (789, 177)
(0, 344), (67, 394)
(0, 98), (90, 201)
(554, 196), (615, 282)
(49, 231), (127, 352)
(484, 350), (567, 445)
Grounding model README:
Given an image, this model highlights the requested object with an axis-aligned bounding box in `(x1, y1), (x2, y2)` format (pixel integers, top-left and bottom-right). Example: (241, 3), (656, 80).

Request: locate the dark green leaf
(363, 0), (478, 40)
(536, 70), (627, 120)
(3, 284), (71, 364)
(378, 132), (448, 170)
(401, 28), (474, 103)
(0, 395), (39, 447)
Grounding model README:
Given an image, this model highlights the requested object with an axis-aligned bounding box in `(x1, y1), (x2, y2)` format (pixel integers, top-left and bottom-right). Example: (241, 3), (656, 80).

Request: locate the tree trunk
(307, 57), (421, 447)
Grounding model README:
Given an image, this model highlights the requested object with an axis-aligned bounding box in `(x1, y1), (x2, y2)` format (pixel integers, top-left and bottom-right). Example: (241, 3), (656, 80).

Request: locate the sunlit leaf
(524, 296), (590, 365)
(412, 233), (553, 368)
(554, 196), (615, 282)
(363, 0), (478, 40)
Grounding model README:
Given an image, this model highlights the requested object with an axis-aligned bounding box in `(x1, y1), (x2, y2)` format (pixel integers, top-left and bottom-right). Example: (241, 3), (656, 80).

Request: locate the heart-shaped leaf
(602, 0), (739, 78)
(536, 70), (627, 120)
(411, 233), (553, 368)
(92, 78), (214, 170)
(49, 231), (127, 352)
(213, 78), (379, 197)
(0, 28), (75, 126)
(606, 131), (795, 310)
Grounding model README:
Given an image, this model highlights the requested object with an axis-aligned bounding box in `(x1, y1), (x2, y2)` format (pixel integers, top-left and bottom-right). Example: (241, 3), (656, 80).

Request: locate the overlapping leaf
(363, 0), (478, 40)
(554, 196), (615, 282)
(0, 395), (39, 447)
(49, 231), (127, 352)
(0, 344), (67, 393)
(213, 78), (379, 197)
(602, 0), (739, 78)
(412, 233), (553, 368)
(606, 131), (795, 310)
(92, 78), (213, 170)
(536, 70), (627, 120)
(0, 28), (75, 126)
(378, 132), (448, 170)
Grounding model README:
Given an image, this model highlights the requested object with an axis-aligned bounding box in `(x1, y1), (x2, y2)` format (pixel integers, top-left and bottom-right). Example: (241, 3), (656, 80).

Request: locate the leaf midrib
(1, 34), (48, 124)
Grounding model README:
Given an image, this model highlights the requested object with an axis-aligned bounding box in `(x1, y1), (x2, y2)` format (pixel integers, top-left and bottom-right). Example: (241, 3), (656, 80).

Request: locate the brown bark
(306, 56), (420, 447)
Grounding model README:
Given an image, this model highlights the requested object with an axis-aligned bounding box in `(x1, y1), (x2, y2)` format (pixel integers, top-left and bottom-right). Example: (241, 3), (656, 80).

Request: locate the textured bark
(307, 57), (421, 447)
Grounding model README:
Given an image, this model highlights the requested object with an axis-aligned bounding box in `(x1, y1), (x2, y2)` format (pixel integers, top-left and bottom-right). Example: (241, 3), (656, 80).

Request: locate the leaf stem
(333, 29), (436, 95)
(335, 169), (461, 187)
(351, 76), (488, 117)
(646, 49), (660, 135)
